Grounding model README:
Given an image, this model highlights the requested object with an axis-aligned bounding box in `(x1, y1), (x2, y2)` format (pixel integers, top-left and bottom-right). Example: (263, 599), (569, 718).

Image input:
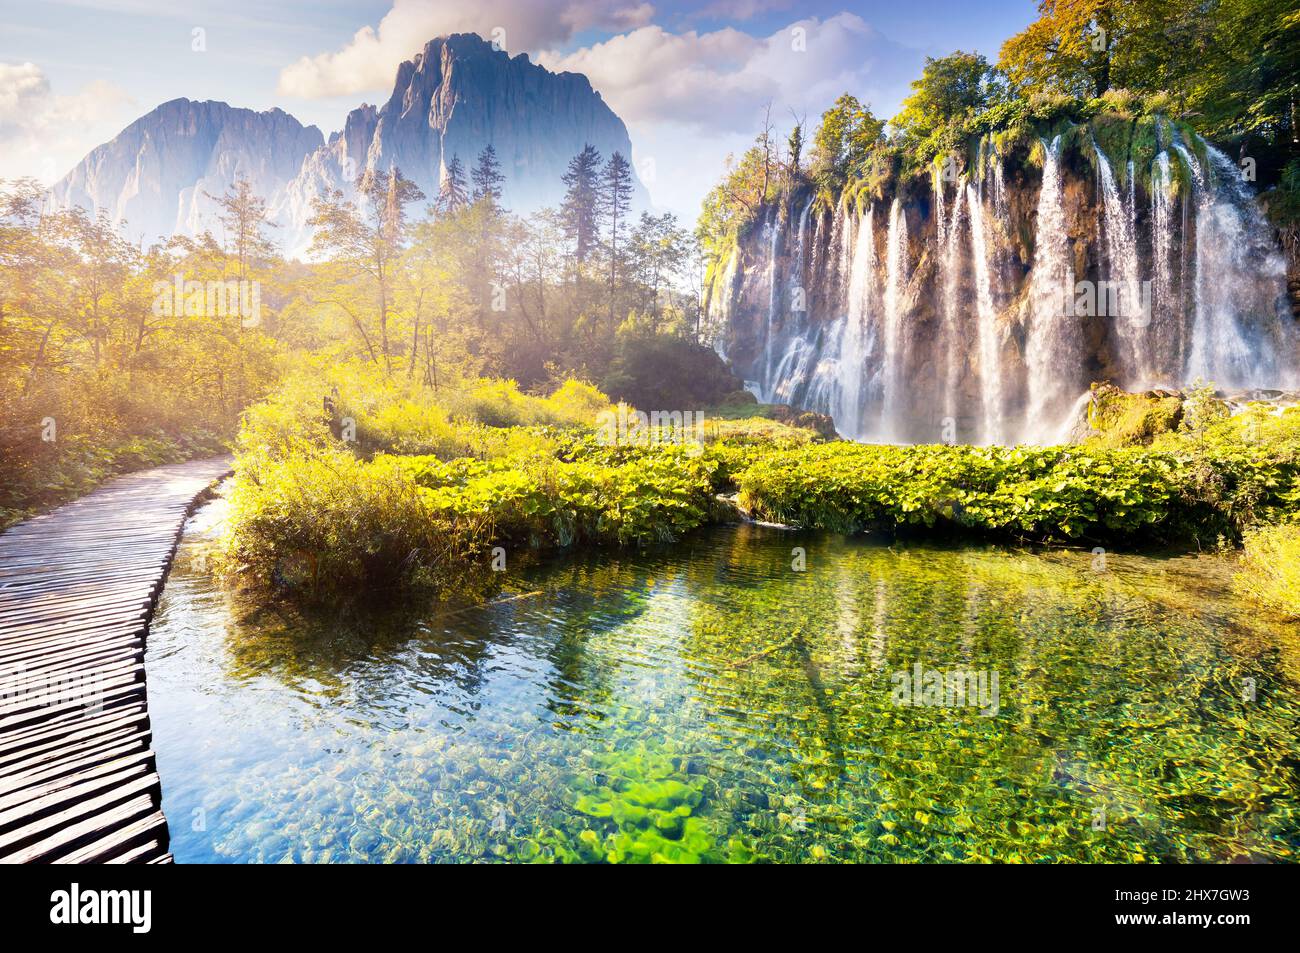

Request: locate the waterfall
(838, 203), (855, 303)
(712, 246), (741, 364)
(938, 178), (967, 421)
(990, 151), (1009, 223)
(792, 196), (813, 317)
(727, 122), (1296, 448)
(881, 198), (910, 437)
(760, 210), (783, 399)
(836, 206), (877, 438)
(1093, 138), (1148, 385)
(1180, 140), (1295, 388)
(1024, 136), (1082, 441)
(1150, 151), (1180, 378)
(967, 183), (1004, 444)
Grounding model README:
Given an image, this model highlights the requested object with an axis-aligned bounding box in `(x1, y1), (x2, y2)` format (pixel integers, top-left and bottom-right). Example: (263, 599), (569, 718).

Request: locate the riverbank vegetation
(217, 358), (1300, 624)
(1239, 523), (1300, 619)
(218, 361), (815, 597)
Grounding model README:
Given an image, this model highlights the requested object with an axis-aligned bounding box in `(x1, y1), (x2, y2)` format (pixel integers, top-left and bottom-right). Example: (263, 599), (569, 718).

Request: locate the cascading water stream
(1180, 139), (1294, 388)
(1093, 138), (1147, 385)
(1024, 135), (1082, 442)
(938, 177), (967, 420)
(990, 151), (1008, 223)
(760, 210), (783, 399)
(966, 183), (1004, 444)
(835, 205), (877, 438)
(1150, 151), (1180, 378)
(881, 198), (909, 438)
(792, 197), (813, 317)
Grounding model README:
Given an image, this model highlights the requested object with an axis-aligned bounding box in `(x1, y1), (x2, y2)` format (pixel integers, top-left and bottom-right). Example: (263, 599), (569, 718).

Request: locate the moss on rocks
(1085, 383), (1184, 447)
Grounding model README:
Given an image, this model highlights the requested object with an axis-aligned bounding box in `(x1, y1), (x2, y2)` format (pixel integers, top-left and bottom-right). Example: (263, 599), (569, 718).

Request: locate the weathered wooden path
(0, 457), (232, 863)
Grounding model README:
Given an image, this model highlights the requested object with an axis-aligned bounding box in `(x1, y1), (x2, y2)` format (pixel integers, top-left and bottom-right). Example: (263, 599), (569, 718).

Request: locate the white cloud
(0, 63), (134, 184)
(537, 13), (920, 134)
(277, 0), (655, 99)
(538, 14), (921, 218)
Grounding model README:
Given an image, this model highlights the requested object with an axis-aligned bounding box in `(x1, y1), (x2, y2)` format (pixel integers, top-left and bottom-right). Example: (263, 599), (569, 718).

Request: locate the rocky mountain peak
(48, 34), (643, 258)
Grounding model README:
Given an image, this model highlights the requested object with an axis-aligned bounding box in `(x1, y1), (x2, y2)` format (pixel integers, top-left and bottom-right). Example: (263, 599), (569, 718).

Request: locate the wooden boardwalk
(0, 457), (232, 863)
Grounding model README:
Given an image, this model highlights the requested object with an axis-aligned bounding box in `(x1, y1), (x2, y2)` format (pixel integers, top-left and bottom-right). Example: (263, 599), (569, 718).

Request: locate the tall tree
(436, 155), (470, 215)
(757, 101), (776, 209)
(812, 93), (886, 189)
(308, 166), (425, 373)
(891, 53), (1000, 165)
(560, 144), (602, 265)
(471, 145), (505, 209)
(598, 151), (634, 325)
(628, 211), (690, 327)
(1000, 0), (1133, 99)
(207, 176), (277, 285)
(786, 116), (805, 182)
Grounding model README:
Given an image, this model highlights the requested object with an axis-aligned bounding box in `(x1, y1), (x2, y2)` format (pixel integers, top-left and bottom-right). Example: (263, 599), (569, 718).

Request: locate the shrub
(600, 328), (744, 411)
(222, 440), (485, 597)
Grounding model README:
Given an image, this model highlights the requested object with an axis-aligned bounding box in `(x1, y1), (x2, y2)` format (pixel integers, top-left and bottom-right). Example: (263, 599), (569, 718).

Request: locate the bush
(223, 440), (485, 597)
(225, 364), (1300, 599)
(1084, 385), (1183, 447)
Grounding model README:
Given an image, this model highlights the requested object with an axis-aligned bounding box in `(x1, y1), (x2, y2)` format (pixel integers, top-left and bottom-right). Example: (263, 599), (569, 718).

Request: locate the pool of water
(147, 497), (1300, 863)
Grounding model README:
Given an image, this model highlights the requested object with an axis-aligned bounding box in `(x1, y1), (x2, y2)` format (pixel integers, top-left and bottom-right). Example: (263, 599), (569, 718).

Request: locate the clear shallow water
(148, 498), (1300, 863)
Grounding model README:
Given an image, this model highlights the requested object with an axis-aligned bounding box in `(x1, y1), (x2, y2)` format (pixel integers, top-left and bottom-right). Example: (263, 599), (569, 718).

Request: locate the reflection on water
(148, 497), (1300, 863)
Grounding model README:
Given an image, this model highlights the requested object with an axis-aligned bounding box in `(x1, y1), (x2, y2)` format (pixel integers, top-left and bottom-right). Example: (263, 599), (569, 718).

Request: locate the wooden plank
(0, 456), (231, 865)
(56, 810), (170, 864)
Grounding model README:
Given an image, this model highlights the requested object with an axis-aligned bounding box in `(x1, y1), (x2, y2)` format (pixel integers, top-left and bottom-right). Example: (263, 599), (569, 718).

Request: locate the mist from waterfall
(731, 125), (1296, 445)
(1182, 141), (1296, 388)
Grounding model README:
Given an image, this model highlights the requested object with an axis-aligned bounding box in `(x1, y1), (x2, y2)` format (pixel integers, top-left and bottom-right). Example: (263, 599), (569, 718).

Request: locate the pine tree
(436, 154), (469, 214)
(471, 145), (505, 209)
(560, 144), (602, 264)
(598, 151), (634, 324)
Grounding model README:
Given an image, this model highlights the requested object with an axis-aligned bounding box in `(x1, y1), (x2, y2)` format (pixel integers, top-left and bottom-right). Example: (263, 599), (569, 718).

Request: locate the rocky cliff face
(708, 117), (1299, 445)
(49, 99), (324, 245)
(50, 33), (642, 256)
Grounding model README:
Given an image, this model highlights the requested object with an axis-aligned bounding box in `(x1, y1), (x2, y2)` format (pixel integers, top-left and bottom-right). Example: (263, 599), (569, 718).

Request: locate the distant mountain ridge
(48, 33), (643, 256)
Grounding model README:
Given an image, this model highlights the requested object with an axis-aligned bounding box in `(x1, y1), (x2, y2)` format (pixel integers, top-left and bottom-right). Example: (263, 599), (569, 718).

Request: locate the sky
(0, 0), (1040, 219)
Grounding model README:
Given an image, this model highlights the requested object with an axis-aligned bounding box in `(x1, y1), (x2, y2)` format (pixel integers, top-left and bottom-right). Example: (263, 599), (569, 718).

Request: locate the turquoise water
(147, 498), (1300, 863)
